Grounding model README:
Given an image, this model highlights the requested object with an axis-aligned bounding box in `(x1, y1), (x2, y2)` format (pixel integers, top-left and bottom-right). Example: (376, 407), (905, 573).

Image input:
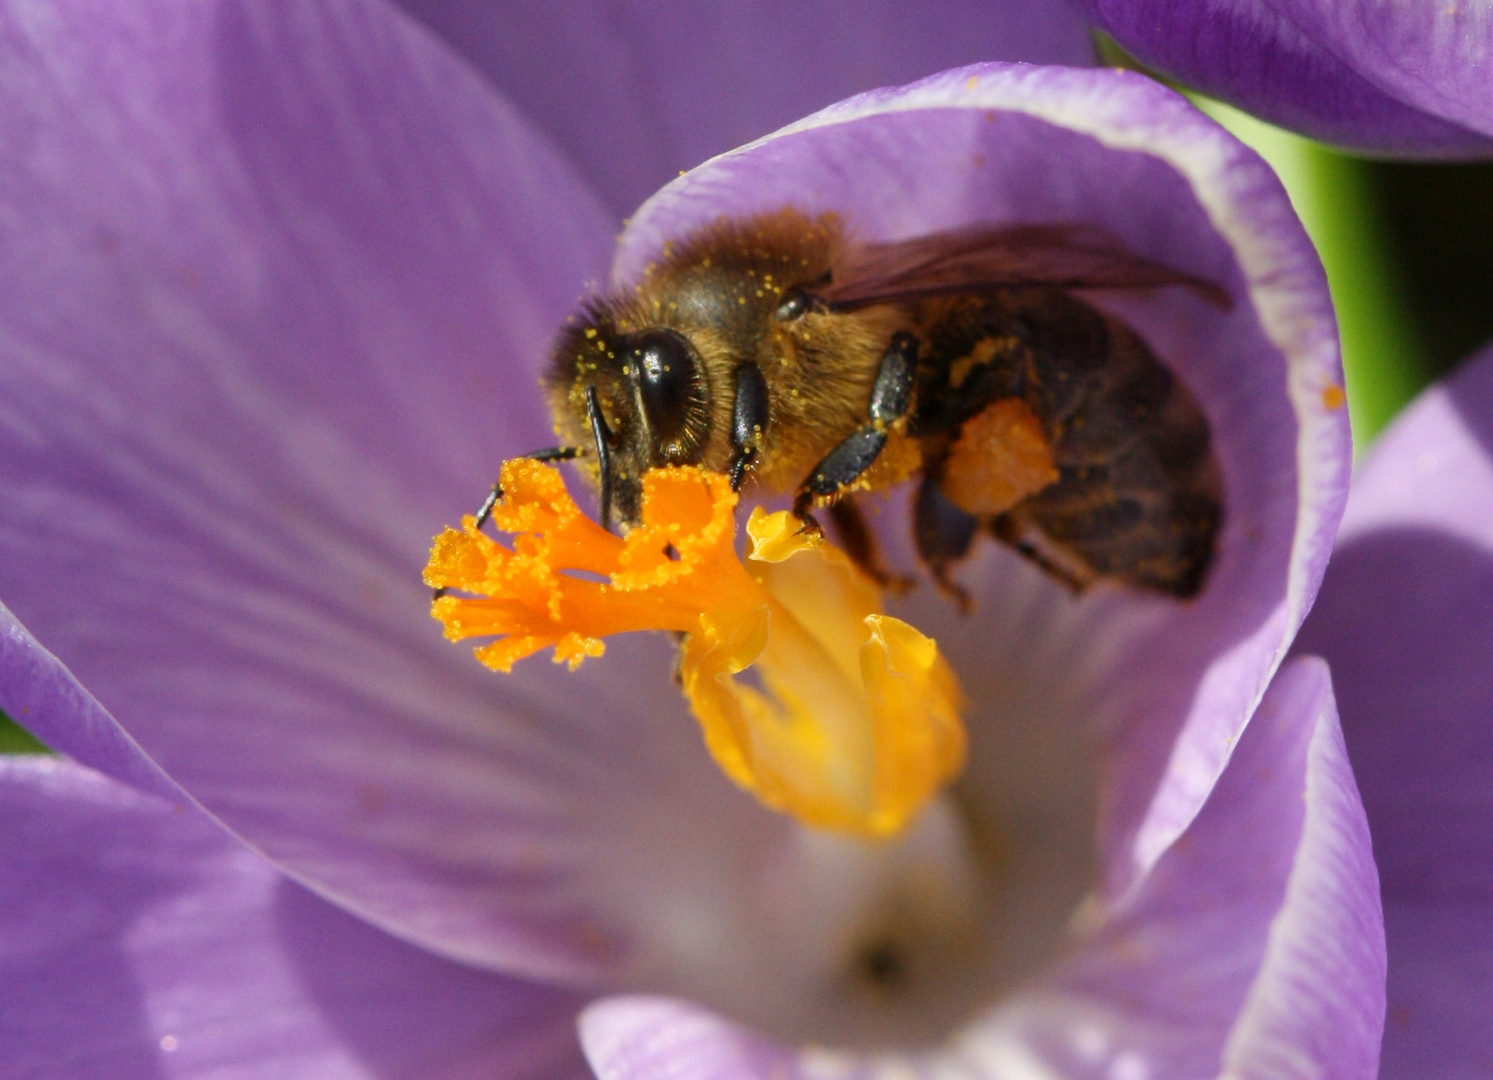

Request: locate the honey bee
(506, 209), (1225, 600)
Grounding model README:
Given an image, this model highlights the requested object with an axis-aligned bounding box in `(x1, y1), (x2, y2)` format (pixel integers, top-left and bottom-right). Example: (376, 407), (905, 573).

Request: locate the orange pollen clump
(940, 398), (1059, 517)
(423, 459), (967, 837)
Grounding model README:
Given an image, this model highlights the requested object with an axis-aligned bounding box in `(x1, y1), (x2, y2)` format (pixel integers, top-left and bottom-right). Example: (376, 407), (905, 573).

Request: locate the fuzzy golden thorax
(545, 210), (916, 522)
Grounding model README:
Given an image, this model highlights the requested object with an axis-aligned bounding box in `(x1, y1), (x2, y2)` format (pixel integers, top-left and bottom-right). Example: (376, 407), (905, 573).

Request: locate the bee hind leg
(988, 513), (1092, 593)
(793, 332), (918, 531)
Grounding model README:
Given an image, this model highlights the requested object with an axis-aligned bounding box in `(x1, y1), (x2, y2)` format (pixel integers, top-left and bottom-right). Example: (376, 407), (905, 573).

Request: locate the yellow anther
(424, 461), (966, 837)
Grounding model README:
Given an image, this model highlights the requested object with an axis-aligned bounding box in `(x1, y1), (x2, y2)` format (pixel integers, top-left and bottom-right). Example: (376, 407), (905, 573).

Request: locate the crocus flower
(1071, 0), (1493, 157)
(0, 1), (1396, 1077)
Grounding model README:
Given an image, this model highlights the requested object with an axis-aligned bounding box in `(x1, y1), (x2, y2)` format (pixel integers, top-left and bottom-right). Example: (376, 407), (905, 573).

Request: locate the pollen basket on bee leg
(940, 398), (1058, 516)
(422, 459), (966, 837)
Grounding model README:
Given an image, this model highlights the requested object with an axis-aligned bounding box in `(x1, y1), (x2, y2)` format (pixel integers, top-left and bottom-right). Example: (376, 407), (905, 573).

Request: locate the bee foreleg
(585, 385), (615, 532)
(431, 445), (584, 600)
(472, 445), (582, 531)
(793, 333), (918, 522)
(728, 363), (770, 492)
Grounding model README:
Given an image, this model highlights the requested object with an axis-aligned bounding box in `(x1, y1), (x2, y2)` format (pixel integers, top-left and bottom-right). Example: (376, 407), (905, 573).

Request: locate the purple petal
(1029, 658), (1382, 1080)
(1073, 0), (1493, 156)
(0, 756), (587, 1080)
(0, 0), (675, 983)
(1295, 342), (1493, 1077)
(393, 0), (1097, 218)
(1217, 660), (1385, 1079)
(578, 659), (1384, 1079)
(0, 7), (1349, 999)
(619, 62), (1350, 895)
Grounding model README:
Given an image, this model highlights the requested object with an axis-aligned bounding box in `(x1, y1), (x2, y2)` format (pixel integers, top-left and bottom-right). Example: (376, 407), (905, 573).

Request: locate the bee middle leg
(828, 499), (914, 593)
(913, 472), (979, 612)
(792, 332), (918, 527)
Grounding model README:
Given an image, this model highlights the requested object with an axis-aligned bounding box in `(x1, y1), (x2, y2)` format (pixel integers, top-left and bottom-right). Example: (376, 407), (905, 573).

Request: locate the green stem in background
(0, 710), (48, 754)
(1195, 99), (1427, 455)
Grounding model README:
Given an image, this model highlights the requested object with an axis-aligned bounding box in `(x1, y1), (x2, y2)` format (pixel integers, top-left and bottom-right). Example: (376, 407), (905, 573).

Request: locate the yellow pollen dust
(424, 459), (967, 837)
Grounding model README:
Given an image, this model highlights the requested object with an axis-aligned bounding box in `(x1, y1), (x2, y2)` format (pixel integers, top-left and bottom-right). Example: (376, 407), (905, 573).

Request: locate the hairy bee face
(547, 311), (715, 525)
(544, 212), (851, 528)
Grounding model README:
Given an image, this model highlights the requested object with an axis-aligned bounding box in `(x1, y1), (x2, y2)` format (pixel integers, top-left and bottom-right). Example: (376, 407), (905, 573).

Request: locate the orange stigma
(424, 460), (966, 837)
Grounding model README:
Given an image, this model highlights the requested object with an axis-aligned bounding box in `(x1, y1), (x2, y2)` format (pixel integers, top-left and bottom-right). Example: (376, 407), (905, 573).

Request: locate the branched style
(543, 209), (1226, 599)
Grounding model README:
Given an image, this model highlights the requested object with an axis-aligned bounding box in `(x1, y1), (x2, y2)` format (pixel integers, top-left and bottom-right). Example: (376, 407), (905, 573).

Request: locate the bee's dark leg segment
(472, 446), (582, 531)
(828, 499), (913, 593)
(433, 445), (585, 600)
(727, 449), (756, 492)
(728, 363), (770, 492)
(790, 491), (824, 537)
(989, 515), (1089, 592)
(529, 446), (582, 463)
(472, 485), (504, 532)
(868, 332), (917, 424)
(913, 474), (978, 611)
(585, 385), (615, 532)
(794, 332), (918, 524)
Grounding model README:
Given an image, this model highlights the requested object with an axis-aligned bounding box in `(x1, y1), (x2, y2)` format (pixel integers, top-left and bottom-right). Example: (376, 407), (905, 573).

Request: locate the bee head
(546, 308), (714, 528)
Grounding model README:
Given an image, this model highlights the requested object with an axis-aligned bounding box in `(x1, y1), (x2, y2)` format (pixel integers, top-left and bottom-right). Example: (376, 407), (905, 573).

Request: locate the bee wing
(822, 223), (1231, 310)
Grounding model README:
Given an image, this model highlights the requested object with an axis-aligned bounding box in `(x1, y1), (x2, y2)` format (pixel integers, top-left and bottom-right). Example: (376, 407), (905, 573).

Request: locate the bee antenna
(585, 385), (614, 532)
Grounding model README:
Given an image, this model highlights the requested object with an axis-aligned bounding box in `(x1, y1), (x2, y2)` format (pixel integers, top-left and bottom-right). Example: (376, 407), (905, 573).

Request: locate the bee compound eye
(627, 328), (700, 449)
(773, 288), (811, 321)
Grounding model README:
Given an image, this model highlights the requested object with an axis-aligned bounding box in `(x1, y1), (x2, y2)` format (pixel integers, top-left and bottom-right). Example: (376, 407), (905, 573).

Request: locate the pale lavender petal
(0, 0), (672, 982)
(0, 600), (178, 801)
(1295, 342), (1493, 1077)
(581, 998), (794, 1080)
(1008, 658), (1381, 1080)
(578, 659), (1384, 1080)
(0, 756), (588, 1080)
(1218, 661), (1384, 1080)
(618, 62), (1351, 895)
(1072, 0), (1493, 156)
(394, 0), (1097, 218)
(1284, 0), (1493, 145)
